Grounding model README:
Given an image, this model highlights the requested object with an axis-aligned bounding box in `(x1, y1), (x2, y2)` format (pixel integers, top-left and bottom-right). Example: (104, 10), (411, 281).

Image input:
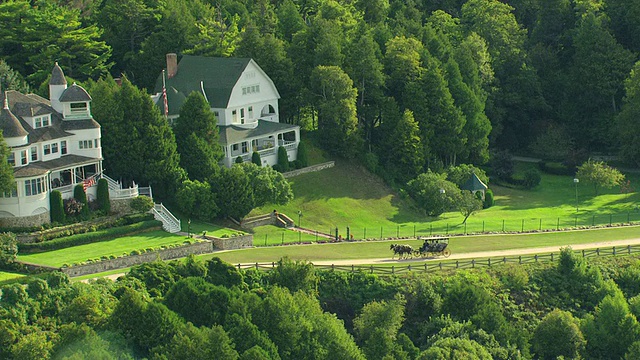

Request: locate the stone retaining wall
(59, 240), (215, 277)
(206, 234), (253, 250)
(282, 161), (335, 178)
(0, 212), (50, 229)
(241, 214), (274, 229)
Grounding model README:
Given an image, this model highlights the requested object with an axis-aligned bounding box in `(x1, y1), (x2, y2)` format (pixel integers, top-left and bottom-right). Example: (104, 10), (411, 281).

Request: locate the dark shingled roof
(59, 83), (92, 102)
(50, 63), (67, 85)
(461, 173), (488, 192)
(0, 99), (28, 138)
(13, 154), (101, 178)
(218, 120), (298, 145)
(60, 118), (100, 131)
(154, 56), (252, 116)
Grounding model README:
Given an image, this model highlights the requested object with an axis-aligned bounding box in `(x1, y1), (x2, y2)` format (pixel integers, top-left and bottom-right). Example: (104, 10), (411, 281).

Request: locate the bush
(538, 161), (576, 176)
(73, 184), (90, 219)
(64, 198), (83, 217)
(277, 146), (289, 172)
(18, 220), (162, 253)
(97, 178), (110, 214)
(490, 149), (514, 181)
(235, 156), (243, 164)
(483, 189), (494, 208)
(297, 141), (309, 168)
(522, 168), (542, 189)
(49, 190), (65, 223)
(251, 151), (262, 166)
(130, 196), (154, 213)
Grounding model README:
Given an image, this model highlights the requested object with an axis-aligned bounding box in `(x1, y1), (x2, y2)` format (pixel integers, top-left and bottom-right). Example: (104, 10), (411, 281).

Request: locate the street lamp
(439, 189), (446, 195)
(297, 210), (302, 228)
(187, 219), (191, 238)
(573, 178), (579, 212)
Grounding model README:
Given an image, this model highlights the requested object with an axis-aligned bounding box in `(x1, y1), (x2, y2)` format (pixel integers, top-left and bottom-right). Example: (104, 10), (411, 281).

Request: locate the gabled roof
(13, 154), (101, 178)
(0, 97), (28, 138)
(461, 173), (488, 192)
(59, 83), (92, 102)
(218, 120), (298, 145)
(50, 63), (67, 85)
(154, 55), (254, 115)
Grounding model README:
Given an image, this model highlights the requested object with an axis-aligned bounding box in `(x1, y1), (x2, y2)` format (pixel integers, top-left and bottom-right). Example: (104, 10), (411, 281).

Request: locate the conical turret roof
(50, 62), (67, 85)
(0, 95), (28, 138)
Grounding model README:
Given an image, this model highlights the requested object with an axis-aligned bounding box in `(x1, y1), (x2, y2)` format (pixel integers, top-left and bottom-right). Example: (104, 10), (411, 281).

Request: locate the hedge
(18, 220), (162, 254)
(538, 161), (577, 176)
(97, 179), (110, 214)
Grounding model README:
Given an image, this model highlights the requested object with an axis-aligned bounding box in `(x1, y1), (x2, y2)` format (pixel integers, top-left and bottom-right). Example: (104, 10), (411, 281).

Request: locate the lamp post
(573, 178), (579, 212)
(187, 219), (191, 238)
(297, 210), (302, 228)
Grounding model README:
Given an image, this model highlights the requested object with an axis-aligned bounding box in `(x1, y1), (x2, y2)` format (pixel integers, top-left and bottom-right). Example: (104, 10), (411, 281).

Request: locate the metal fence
(236, 244), (640, 275)
(257, 211), (640, 247)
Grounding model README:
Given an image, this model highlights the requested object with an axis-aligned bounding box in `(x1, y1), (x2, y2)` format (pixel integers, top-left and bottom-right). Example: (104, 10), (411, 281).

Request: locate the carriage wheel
(442, 249), (451, 258)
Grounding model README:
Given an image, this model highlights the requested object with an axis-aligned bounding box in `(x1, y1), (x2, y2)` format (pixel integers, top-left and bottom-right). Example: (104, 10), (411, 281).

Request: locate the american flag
(83, 177), (96, 191)
(162, 69), (169, 117)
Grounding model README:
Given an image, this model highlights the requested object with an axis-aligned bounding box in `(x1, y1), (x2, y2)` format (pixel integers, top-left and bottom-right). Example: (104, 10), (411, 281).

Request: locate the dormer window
(34, 115), (51, 128)
(70, 102), (87, 113)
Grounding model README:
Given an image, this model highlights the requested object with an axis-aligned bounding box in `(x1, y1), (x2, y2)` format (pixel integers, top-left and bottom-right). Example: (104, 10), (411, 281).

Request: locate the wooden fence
(235, 244), (640, 275)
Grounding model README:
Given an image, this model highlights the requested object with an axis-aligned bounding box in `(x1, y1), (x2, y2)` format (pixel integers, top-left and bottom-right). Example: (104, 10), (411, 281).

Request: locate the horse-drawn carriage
(414, 237), (451, 258)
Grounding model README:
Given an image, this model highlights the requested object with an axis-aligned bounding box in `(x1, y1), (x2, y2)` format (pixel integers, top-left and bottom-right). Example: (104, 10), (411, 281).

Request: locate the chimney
(166, 53), (178, 79)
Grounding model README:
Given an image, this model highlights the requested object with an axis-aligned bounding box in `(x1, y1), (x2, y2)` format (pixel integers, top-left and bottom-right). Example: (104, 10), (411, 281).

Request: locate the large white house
(0, 63), (138, 227)
(153, 54), (300, 168)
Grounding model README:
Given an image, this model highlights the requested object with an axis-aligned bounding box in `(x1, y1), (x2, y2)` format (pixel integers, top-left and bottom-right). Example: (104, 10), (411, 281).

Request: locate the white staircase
(102, 174), (140, 199)
(151, 203), (181, 233)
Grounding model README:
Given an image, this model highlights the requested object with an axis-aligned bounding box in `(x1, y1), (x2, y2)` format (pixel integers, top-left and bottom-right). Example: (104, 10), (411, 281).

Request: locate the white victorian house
(0, 63), (139, 227)
(153, 54), (300, 168)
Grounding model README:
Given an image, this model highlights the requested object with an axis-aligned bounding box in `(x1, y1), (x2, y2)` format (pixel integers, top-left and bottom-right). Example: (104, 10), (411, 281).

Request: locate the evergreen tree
(386, 110), (423, 184)
(214, 165), (254, 220)
(0, 133), (14, 194)
(174, 92), (222, 182)
(96, 179), (110, 214)
(49, 190), (65, 223)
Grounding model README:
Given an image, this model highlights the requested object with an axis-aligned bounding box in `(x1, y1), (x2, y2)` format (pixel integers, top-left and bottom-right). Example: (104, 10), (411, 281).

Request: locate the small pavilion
(461, 173), (488, 200)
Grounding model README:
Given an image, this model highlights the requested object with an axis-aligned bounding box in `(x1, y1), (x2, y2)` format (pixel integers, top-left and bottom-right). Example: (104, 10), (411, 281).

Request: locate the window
(35, 117), (42, 128)
(242, 141), (248, 153)
(248, 106), (253, 119)
(3, 186), (17, 198)
(79, 140), (93, 149)
(232, 144), (239, 152)
(7, 153), (14, 166)
(42, 115), (49, 127)
(232, 110), (237, 122)
(94, 139), (99, 148)
(34, 115), (50, 128)
(25, 177), (46, 196)
(214, 111), (219, 117)
(61, 141), (67, 155)
(51, 143), (58, 153)
(20, 150), (27, 165)
(44, 144), (51, 155)
(242, 85), (260, 95)
(240, 108), (245, 124)
(31, 147), (37, 161)
(70, 102), (87, 112)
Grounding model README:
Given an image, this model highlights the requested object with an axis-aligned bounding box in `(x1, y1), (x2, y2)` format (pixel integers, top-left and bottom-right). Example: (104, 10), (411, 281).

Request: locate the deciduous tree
(576, 159), (625, 195)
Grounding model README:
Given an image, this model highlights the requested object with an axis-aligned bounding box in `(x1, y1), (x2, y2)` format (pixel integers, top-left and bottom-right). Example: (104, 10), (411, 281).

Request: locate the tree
(489, 149), (514, 181)
(251, 151), (262, 167)
(176, 180), (218, 221)
(241, 163), (293, 207)
(353, 294), (407, 360)
(617, 61), (640, 167)
(277, 146), (289, 172)
(447, 164), (489, 188)
(86, 76), (184, 201)
(205, 257), (245, 288)
(174, 92), (223, 182)
(296, 141), (308, 168)
(164, 277), (231, 327)
(97, 178), (110, 214)
(418, 337), (492, 360)
(214, 165), (254, 220)
(269, 257), (317, 294)
(576, 159), (625, 195)
(407, 171), (460, 217)
(383, 36), (423, 107)
(385, 110), (424, 184)
(151, 323), (239, 359)
(74, 184), (90, 219)
(49, 190), (65, 223)
(309, 65), (361, 158)
(0, 233), (18, 269)
(457, 190), (483, 224)
(0, 59), (29, 93)
(0, 133), (15, 194)
(532, 309), (585, 360)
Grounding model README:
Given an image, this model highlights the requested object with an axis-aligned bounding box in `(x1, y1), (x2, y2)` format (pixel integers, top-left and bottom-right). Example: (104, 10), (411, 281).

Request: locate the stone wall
(0, 212), (50, 229)
(241, 214), (274, 229)
(208, 234), (253, 250)
(111, 198), (134, 215)
(282, 161), (335, 178)
(59, 240), (216, 277)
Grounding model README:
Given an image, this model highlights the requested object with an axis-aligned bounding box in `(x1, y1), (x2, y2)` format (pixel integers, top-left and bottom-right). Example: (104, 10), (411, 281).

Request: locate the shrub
(64, 198), (83, 217)
(523, 168), (542, 189)
(251, 151), (262, 166)
(538, 161), (576, 176)
(49, 190), (65, 223)
(73, 184), (90, 219)
(130, 196), (154, 213)
(277, 146), (289, 172)
(483, 189), (494, 208)
(296, 141), (309, 168)
(97, 178), (110, 214)
(490, 149), (514, 181)
(235, 156), (243, 164)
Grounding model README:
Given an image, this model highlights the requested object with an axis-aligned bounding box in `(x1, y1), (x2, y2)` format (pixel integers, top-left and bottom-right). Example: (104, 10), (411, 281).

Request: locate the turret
(49, 62), (67, 113)
(0, 93), (28, 147)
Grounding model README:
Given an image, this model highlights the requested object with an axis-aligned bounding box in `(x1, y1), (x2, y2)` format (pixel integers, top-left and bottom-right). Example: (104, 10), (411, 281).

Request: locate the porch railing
(101, 174), (140, 199)
(151, 203), (181, 233)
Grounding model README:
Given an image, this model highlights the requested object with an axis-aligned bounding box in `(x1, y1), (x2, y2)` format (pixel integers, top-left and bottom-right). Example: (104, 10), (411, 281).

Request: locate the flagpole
(162, 69), (168, 121)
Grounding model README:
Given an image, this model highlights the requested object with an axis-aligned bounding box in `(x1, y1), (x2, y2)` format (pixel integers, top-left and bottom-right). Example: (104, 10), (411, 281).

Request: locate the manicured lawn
(207, 226), (640, 265)
(0, 271), (26, 284)
(169, 208), (245, 237)
(18, 230), (189, 267)
(248, 160), (640, 244)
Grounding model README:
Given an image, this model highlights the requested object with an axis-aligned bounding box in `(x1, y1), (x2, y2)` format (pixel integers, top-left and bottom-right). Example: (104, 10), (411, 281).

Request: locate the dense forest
(2, 0), (640, 183)
(3, 250), (640, 359)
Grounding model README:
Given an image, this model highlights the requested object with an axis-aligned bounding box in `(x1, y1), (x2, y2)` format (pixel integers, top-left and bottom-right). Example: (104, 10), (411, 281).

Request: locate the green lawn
(18, 230), (189, 267)
(0, 271), (26, 284)
(247, 160), (640, 245)
(207, 226), (640, 265)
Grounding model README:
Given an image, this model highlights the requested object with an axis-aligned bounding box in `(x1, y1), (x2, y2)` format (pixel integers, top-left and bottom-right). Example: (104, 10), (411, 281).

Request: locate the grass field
(0, 271), (26, 284)
(18, 230), (188, 267)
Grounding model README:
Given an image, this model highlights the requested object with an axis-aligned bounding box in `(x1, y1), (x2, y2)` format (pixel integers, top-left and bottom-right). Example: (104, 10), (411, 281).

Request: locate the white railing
(101, 174), (121, 190)
(101, 174), (140, 200)
(152, 203), (181, 233)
